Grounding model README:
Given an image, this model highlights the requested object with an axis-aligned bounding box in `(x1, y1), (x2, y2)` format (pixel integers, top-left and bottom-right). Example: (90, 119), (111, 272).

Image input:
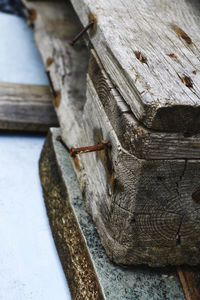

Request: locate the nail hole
(131, 217), (136, 224)
(181, 75), (193, 88)
(89, 13), (97, 35)
(171, 24), (192, 45)
(193, 70), (197, 75)
(157, 176), (164, 181)
(192, 189), (200, 202)
(134, 51), (147, 64)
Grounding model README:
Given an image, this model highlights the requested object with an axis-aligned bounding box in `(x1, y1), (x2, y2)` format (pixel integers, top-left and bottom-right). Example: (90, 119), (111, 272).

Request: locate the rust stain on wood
(28, 8), (37, 21)
(134, 51), (147, 64)
(167, 53), (177, 59)
(53, 91), (61, 108)
(46, 57), (54, 67)
(89, 13), (97, 35)
(171, 24), (192, 45)
(181, 75), (193, 88)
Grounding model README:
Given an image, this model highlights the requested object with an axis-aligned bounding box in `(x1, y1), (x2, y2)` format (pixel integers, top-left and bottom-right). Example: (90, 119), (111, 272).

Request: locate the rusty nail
(69, 21), (94, 46)
(56, 136), (70, 152)
(70, 140), (111, 157)
(192, 189), (200, 202)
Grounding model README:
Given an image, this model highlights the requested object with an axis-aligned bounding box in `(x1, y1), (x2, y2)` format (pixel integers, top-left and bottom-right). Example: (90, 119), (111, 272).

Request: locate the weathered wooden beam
(88, 50), (200, 159)
(39, 127), (185, 300)
(23, 0), (200, 159)
(70, 0), (200, 133)
(22, 0), (88, 142)
(23, 0), (200, 267)
(0, 82), (58, 132)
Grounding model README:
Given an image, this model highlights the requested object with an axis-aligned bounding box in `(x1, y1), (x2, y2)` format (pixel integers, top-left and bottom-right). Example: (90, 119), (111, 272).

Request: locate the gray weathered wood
(89, 50), (200, 159)
(23, 0), (88, 143)
(0, 82), (58, 131)
(24, 0), (200, 266)
(39, 127), (185, 300)
(70, 0), (200, 133)
(77, 76), (200, 266)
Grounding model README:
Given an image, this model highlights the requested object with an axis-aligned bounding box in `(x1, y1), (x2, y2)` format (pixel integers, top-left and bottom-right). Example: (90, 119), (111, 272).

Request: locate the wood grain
(0, 82), (58, 131)
(76, 76), (200, 266)
(70, 0), (200, 133)
(177, 266), (200, 300)
(89, 49), (200, 159)
(23, 0), (89, 144)
(23, 0), (200, 266)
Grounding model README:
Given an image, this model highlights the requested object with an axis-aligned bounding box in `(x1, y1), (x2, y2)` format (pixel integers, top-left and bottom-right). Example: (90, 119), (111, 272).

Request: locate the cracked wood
(70, 0), (200, 133)
(24, 1), (200, 266)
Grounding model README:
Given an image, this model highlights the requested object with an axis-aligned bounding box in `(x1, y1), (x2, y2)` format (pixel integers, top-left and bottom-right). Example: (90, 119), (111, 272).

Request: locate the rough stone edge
(39, 129), (104, 300)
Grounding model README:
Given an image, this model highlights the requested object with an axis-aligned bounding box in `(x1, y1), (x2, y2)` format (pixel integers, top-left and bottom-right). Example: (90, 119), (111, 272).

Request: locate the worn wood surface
(177, 267), (200, 300)
(89, 50), (200, 159)
(0, 82), (58, 131)
(77, 76), (200, 266)
(39, 128), (186, 300)
(24, 0), (200, 159)
(24, 0), (200, 266)
(23, 0), (88, 144)
(70, 0), (200, 133)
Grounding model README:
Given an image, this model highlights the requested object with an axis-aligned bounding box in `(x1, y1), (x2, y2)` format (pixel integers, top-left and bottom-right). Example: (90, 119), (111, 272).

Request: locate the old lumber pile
(26, 0), (200, 267)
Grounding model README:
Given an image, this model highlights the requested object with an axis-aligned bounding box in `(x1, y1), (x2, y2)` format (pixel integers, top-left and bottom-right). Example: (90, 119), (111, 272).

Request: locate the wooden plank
(23, 0), (88, 143)
(89, 49), (200, 159)
(76, 74), (200, 266)
(23, 1), (200, 266)
(39, 127), (186, 300)
(70, 0), (200, 133)
(177, 267), (200, 300)
(0, 82), (58, 131)
(23, 0), (200, 159)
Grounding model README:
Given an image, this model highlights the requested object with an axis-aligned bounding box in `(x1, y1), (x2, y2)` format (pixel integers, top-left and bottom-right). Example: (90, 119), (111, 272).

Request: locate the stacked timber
(25, 0), (200, 267)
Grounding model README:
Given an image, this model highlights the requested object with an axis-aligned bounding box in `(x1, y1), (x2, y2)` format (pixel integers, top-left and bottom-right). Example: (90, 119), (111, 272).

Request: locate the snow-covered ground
(0, 11), (71, 300)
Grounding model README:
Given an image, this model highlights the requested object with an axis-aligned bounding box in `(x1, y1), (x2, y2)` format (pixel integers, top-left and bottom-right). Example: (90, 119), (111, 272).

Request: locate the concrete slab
(39, 127), (185, 300)
(0, 133), (71, 300)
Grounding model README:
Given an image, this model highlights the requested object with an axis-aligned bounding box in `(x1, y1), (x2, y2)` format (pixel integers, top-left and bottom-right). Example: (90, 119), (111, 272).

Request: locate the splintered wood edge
(0, 82), (58, 132)
(39, 131), (104, 300)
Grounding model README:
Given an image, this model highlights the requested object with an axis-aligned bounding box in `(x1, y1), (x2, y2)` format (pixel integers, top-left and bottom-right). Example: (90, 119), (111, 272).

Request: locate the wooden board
(0, 82), (58, 131)
(23, 0), (89, 144)
(39, 127), (186, 300)
(23, 1), (200, 267)
(88, 49), (200, 159)
(23, 0), (200, 159)
(177, 267), (200, 300)
(70, 0), (200, 133)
